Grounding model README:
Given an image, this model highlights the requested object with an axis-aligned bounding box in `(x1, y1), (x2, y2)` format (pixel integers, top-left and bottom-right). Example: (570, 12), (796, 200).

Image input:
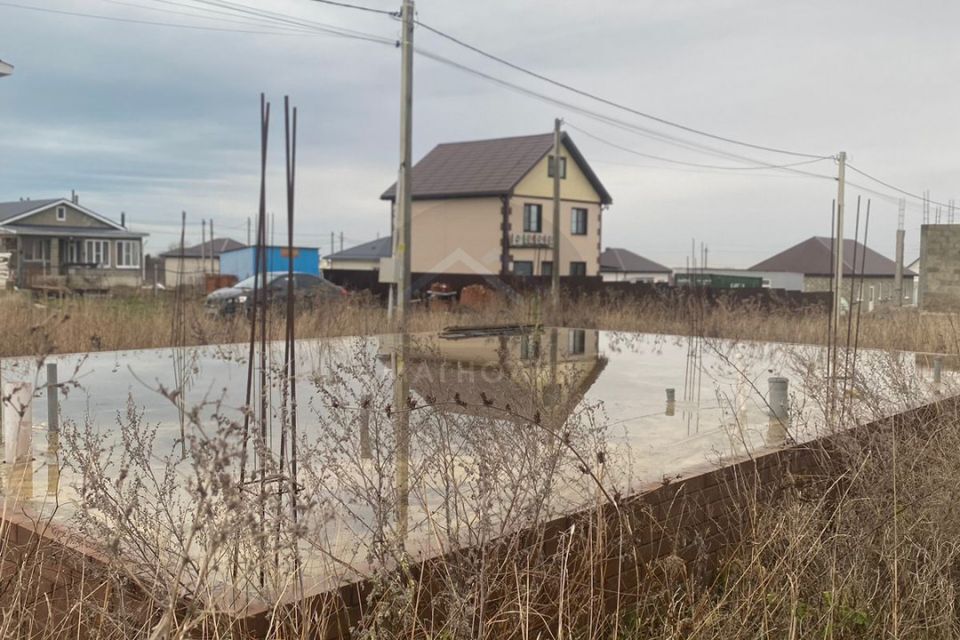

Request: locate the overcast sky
(2, 0), (959, 266)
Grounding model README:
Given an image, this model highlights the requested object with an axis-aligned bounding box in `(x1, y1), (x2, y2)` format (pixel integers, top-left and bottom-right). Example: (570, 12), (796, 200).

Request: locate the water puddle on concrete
(0, 328), (953, 597)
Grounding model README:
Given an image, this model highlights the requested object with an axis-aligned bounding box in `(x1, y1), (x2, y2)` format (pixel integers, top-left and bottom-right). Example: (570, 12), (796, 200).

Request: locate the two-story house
(381, 131), (612, 277)
(0, 195), (148, 291)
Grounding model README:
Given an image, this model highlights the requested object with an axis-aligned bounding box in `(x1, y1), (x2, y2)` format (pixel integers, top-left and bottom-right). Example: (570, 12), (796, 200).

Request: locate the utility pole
(895, 198), (905, 306)
(393, 0), (415, 328)
(550, 117), (562, 307)
(201, 219), (207, 280)
(340, 231), (344, 253)
(832, 151), (847, 349)
(210, 219), (215, 275)
(247, 216), (252, 246)
(390, 0), (415, 541)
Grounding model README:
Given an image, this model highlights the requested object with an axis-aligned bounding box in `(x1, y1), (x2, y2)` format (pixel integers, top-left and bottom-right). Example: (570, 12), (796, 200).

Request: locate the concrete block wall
(805, 275), (912, 307)
(919, 224), (960, 311)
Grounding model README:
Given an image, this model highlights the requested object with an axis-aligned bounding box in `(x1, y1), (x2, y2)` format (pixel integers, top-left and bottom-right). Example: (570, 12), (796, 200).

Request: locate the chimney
(120, 212), (126, 228)
(71, 191), (78, 204)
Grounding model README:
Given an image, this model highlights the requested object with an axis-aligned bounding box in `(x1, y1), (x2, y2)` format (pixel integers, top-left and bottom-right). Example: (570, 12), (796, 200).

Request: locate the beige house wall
(398, 140), (606, 277)
(407, 197), (503, 274)
(163, 256), (219, 287)
(513, 143), (600, 203)
(508, 196), (601, 276)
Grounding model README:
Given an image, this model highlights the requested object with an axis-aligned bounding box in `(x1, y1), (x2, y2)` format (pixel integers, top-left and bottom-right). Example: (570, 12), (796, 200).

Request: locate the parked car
(204, 271), (348, 316)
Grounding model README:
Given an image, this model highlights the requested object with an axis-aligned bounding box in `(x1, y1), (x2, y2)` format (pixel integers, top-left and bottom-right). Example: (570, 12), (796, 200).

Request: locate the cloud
(1, 0), (959, 266)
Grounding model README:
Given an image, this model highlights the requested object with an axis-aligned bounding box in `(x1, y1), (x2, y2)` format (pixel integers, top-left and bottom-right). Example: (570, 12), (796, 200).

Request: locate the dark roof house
(160, 237), (246, 258)
(324, 237), (392, 262)
(750, 236), (915, 277)
(600, 248), (671, 274)
(381, 132), (612, 204)
(0, 195), (147, 290)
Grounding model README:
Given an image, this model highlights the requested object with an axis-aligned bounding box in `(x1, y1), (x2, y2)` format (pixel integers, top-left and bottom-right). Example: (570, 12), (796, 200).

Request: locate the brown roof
(750, 236), (915, 277)
(160, 237), (246, 258)
(600, 248), (671, 273)
(381, 132), (612, 204)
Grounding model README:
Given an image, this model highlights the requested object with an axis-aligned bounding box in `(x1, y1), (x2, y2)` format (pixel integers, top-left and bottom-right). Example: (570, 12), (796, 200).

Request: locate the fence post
(46, 362), (58, 434)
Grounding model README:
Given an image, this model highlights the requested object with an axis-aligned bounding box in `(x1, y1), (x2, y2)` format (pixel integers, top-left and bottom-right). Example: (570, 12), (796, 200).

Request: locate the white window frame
(84, 239), (111, 267)
(116, 240), (140, 269)
(570, 207), (588, 235)
(56, 206), (66, 221)
(523, 204), (542, 232)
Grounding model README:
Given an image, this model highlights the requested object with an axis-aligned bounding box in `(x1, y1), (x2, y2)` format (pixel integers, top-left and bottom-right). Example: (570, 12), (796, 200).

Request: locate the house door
(60, 239), (82, 264)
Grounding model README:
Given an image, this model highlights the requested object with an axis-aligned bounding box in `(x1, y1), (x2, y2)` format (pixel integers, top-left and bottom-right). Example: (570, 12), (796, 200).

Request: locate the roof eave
(381, 190), (510, 202)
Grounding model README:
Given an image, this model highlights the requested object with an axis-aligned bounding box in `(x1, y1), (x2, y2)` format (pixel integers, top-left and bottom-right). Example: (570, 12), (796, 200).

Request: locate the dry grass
(1, 289), (959, 358)
(3, 287), (960, 639)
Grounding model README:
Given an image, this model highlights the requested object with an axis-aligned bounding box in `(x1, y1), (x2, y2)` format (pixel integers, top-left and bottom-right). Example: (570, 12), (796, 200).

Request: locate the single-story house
(381, 131), (612, 277)
(750, 236), (914, 307)
(599, 248), (670, 283)
(160, 237), (246, 288)
(322, 237), (392, 272)
(0, 195), (147, 291)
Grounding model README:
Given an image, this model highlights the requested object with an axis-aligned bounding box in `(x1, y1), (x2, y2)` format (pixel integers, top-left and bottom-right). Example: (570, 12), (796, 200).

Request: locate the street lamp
(0, 59), (13, 78)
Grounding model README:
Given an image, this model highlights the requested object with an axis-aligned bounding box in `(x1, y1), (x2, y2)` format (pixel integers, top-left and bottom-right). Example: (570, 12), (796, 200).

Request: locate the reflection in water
(0, 328), (953, 598)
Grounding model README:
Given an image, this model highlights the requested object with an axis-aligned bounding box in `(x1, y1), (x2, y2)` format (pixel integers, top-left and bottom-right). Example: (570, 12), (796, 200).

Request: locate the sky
(1, 0), (959, 266)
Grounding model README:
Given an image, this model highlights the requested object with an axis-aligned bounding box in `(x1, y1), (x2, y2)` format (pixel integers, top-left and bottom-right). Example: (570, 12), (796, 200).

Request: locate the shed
(219, 246), (319, 281)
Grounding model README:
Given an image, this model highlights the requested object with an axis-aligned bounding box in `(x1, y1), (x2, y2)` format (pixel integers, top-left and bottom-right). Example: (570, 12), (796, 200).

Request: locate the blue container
(219, 246), (320, 281)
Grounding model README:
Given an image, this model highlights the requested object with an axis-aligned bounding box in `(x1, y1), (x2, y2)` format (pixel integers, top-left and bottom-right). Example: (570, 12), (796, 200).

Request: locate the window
(84, 239), (110, 267)
(568, 329), (586, 355)
(523, 204), (542, 232)
(547, 155), (567, 179)
(513, 261), (533, 276)
(56, 206), (66, 221)
(116, 240), (140, 268)
(571, 208), (588, 235)
(21, 238), (50, 262)
(541, 261), (553, 277)
(569, 261), (587, 276)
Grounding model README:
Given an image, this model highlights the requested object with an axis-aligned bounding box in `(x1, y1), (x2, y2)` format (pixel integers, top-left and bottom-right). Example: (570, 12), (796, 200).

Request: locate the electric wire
(8, 0), (948, 215)
(413, 18), (830, 160)
(415, 47), (838, 183)
(93, 0), (316, 29)
(846, 163), (953, 209)
(0, 0), (314, 35)
(309, 0), (397, 17)
(566, 121), (833, 172)
(182, 0), (396, 44)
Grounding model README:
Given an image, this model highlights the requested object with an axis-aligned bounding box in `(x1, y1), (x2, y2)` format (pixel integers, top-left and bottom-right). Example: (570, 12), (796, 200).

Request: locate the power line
(0, 0), (324, 35)
(566, 121), (833, 173)
(309, 0), (397, 17)
(415, 47), (837, 183)
(103, 0), (324, 32)
(182, 0), (396, 44)
(846, 163), (953, 209)
(414, 18), (829, 160)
